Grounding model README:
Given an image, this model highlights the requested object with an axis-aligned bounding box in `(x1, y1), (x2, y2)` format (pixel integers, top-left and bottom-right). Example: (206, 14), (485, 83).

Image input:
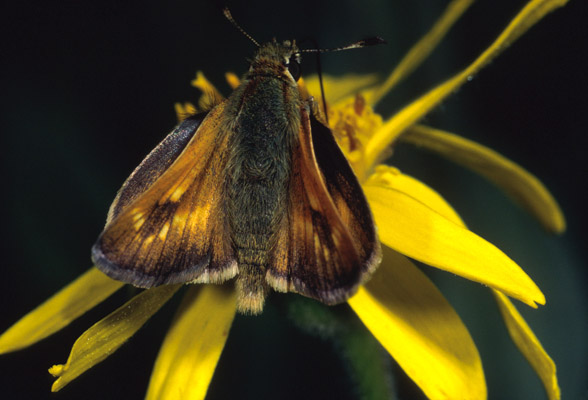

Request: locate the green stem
(285, 296), (396, 400)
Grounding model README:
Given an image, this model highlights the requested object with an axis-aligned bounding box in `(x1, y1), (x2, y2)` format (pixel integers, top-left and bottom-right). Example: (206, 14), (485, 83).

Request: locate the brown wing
(310, 115), (381, 275)
(92, 102), (237, 287)
(268, 106), (371, 305)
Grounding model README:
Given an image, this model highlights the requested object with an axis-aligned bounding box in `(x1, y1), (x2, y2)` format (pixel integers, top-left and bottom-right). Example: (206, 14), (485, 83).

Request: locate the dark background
(1, 0), (586, 399)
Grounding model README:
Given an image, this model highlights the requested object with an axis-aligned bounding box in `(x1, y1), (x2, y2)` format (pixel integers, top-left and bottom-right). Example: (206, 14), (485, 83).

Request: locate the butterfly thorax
(223, 43), (303, 314)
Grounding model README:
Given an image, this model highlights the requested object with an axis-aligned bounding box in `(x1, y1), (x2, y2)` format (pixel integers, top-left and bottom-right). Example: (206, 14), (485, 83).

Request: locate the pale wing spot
(158, 222), (170, 241)
(133, 218), (145, 231)
(323, 246), (331, 265)
(314, 233), (321, 250)
(144, 234), (155, 245)
(158, 168), (196, 205)
(170, 217), (186, 241)
(172, 210), (189, 227)
(314, 233), (321, 261)
(131, 210), (144, 222)
(307, 190), (321, 211)
(168, 210), (189, 237)
(184, 204), (213, 236)
(173, 214), (183, 226)
(169, 183), (188, 202)
(335, 197), (349, 217)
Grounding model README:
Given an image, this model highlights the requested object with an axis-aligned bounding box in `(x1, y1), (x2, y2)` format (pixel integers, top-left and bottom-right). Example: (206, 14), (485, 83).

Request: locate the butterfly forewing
(310, 116), (381, 274)
(107, 113), (207, 223)
(92, 103), (237, 287)
(267, 107), (366, 304)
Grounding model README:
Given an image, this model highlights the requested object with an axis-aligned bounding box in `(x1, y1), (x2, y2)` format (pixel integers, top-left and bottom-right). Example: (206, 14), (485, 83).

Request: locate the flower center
(327, 94), (384, 175)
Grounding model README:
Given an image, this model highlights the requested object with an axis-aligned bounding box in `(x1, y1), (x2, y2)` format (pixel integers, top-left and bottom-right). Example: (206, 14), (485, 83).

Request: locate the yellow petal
(303, 73), (380, 105)
(368, 153), (559, 397)
(191, 71), (223, 109)
(146, 285), (237, 400)
(175, 102), (198, 121)
(364, 165), (465, 227)
(49, 284), (181, 392)
(225, 72), (240, 89)
(493, 290), (560, 400)
(362, 0), (568, 175)
(363, 185), (545, 307)
(0, 268), (123, 354)
(349, 248), (486, 399)
(368, 0), (475, 106)
(402, 125), (566, 233)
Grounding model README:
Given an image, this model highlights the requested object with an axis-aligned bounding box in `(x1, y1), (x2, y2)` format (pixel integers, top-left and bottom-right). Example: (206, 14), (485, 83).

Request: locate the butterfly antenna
(300, 37), (386, 53)
(223, 7), (260, 47)
(302, 37), (385, 124)
(302, 38), (330, 124)
(316, 53), (329, 125)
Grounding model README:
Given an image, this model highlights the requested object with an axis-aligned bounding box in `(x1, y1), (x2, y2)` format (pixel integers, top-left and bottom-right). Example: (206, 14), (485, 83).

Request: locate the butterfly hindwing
(268, 106), (366, 304)
(92, 103), (237, 287)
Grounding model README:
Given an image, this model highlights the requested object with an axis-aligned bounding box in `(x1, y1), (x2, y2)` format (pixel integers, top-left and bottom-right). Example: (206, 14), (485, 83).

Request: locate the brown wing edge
(92, 243), (237, 288)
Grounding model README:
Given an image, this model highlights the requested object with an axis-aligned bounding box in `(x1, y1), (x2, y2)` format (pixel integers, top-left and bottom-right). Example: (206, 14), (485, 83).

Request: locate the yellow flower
(0, 0), (567, 399)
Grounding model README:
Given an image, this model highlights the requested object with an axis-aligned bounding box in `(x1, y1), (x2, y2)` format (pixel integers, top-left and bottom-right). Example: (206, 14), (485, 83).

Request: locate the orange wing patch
(93, 102), (237, 287)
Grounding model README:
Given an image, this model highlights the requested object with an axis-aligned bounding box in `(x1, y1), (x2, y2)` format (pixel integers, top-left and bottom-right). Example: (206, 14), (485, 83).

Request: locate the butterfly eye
(287, 58), (301, 81)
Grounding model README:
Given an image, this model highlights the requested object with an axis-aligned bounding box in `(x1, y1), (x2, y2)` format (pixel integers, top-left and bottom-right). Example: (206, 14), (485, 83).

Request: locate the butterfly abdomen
(226, 76), (301, 313)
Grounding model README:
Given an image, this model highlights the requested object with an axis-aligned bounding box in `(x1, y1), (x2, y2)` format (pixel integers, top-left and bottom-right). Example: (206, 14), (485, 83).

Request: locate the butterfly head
(248, 40), (302, 83)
